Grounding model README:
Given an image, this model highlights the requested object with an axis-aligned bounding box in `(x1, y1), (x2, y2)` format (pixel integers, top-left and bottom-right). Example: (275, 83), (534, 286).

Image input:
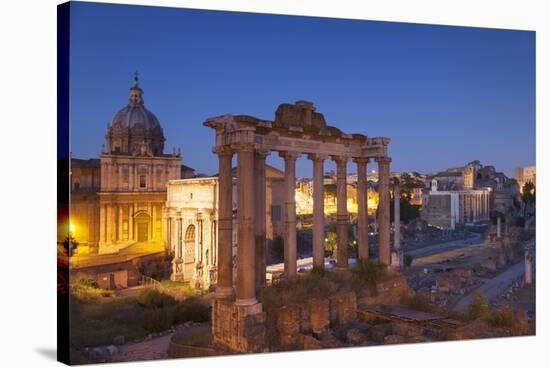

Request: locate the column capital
(331, 155), (349, 166)
(235, 143), (256, 153)
(353, 157), (371, 165)
(279, 151), (301, 161)
(213, 146), (233, 156)
(375, 156), (392, 164)
(307, 153), (328, 162)
(255, 149), (271, 159)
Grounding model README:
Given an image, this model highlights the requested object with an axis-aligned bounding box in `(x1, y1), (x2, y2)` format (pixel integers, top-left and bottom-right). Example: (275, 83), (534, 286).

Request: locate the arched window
(185, 224), (195, 241)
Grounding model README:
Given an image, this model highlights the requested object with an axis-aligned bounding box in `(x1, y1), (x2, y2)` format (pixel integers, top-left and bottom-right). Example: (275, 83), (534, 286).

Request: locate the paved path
(452, 261), (525, 312)
(406, 233), (481, 258)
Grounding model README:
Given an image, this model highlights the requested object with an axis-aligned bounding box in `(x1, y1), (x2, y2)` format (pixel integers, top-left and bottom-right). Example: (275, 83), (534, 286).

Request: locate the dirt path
(452, 261), (525, 313)
(406, 233), (481, 258)
(110, 332), (173, 363)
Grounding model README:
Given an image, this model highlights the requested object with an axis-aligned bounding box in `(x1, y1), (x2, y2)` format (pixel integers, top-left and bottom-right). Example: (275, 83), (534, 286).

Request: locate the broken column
(524, 248), (533, 284)
(377, 157), (392, 265)
(391, 179), (403, 268)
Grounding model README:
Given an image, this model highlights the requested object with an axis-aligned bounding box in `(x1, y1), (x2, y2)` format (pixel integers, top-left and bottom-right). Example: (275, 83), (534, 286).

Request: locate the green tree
(324, 231), (337, 257)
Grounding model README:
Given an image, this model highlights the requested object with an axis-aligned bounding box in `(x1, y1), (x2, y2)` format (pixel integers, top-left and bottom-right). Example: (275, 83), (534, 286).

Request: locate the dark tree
(62, 235), (78, 257)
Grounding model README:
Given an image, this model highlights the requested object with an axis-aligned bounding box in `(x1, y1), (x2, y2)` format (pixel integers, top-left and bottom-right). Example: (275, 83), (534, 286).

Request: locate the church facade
(71, 75), (193, 254)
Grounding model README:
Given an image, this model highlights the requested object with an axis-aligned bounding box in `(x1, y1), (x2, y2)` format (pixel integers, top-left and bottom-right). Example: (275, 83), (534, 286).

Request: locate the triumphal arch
(204, 100), (392, 352)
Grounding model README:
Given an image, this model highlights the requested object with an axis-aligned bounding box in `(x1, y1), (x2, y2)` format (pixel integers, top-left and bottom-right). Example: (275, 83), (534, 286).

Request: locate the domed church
(71, 74), (194, 255)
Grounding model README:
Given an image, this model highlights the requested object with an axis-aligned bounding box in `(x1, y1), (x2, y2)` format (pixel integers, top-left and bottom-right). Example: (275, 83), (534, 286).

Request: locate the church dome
(104, 73), (166, 156)
(110, 104), (161, 130)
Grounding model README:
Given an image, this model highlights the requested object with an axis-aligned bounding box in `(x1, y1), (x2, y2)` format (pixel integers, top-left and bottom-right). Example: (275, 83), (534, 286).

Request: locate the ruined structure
(204, 101), (392, 352)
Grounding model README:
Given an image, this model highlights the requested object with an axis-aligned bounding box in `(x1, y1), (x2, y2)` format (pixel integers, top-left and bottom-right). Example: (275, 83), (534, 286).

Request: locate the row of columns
(214, 144), (392, 306)
(459, 191), (490, 223)
(99, 202), (161, 244)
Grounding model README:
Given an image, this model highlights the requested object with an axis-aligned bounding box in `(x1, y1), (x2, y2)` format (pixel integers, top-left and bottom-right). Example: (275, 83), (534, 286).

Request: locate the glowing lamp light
(69, 223), (76, 234)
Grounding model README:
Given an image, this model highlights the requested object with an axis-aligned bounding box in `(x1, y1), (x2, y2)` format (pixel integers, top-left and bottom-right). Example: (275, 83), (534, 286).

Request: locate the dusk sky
(70, 1), (535, 178)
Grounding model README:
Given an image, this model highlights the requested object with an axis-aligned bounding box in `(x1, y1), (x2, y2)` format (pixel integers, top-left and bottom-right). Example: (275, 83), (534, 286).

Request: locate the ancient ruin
(204, 101), (392, 352)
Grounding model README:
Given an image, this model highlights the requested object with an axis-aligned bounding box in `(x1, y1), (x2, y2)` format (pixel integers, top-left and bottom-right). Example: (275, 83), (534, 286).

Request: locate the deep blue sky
(70, 2), (535, 177)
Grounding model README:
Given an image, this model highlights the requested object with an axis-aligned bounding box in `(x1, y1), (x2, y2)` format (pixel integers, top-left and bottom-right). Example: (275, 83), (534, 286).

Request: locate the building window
(139, 175), (146, 188)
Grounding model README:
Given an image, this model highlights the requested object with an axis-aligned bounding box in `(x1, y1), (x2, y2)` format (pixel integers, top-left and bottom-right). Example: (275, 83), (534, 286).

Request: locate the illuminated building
(514, 166), (536, 193)
(70, 75), (194, 254)
(295, 181), (379, 216)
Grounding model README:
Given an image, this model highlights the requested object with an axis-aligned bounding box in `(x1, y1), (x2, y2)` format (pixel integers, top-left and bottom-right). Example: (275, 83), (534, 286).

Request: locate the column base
(390, 248), (404, 268)
(214, 286), (234, 299)
(212, 299), (267, 353)
(235, 297), (258, 306)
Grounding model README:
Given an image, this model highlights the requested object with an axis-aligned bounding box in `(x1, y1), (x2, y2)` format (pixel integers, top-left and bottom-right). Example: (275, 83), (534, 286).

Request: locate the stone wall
(211, 299), (267, 353)
(272, 292), (357, 349)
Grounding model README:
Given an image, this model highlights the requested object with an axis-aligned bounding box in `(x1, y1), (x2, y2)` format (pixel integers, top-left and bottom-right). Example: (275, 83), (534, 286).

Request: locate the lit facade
(70, 75), (193, 254)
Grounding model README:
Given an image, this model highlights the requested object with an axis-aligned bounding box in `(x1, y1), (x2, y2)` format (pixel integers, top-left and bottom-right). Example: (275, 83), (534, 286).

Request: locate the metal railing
(140, 274), (162, 289)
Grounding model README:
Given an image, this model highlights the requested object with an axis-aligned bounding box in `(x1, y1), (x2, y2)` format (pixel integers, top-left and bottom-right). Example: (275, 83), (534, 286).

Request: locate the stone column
(524, 248), (533, 284)
(163, 209), (168, 254)
(254, 150), (269, 288)
(152, 204), (157, 240)
(105, 204), (113, 244)
(497, 216), (502, 238)
(129, 164), (134, 190)
(215, 147), (234, 298)
(128, 204), (134, 241)
(354, 158), (370, 261)
(392, 179), (402, 267)
(394, 180), (401, 250)
(99, 204), (106, 243)
(377, 157), (391, 265)
(236, 144), (257, 306)
(309, 154), (326, 268)
(333, 155), (349, 269)
(279, 151), (300, 278)
(118, 204), (123, 242)
(151, 164), (156, 190)
(100, 161), (107, 189)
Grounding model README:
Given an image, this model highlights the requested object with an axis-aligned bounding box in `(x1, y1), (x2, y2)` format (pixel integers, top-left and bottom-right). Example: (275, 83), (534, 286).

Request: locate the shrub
(77, 278), (99, 289)
(70, 279), (105, 303)
(402, 294), (432, 313)
(465, 292), (488, 320)
(137, 288), (176, 309)
(487, 307), (515, 328)
(140, 307), (174, 333)
(403, 254), (413, 267)
(351, 259), (387, 294)
(310, 265), (326, 277)
(173, 300), (210, 324)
